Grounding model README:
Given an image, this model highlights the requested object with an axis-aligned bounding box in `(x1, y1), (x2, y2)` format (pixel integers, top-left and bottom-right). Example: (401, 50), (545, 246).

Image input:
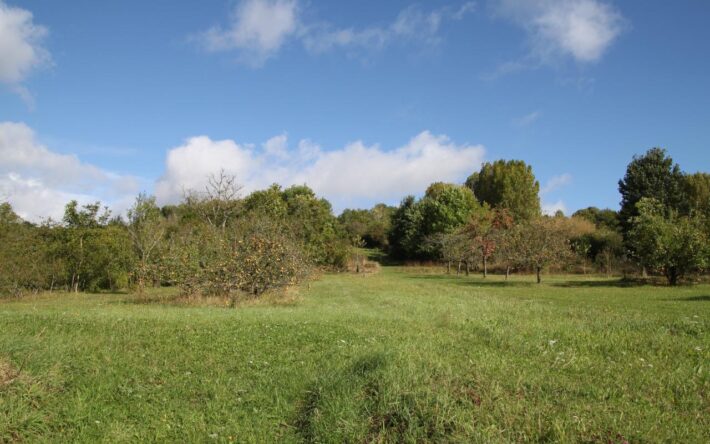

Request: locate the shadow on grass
(676, 295), (710, 302)
(407, 273), (656, 289)
(550, 279), (643, 288)
(407, 274), (536, 287)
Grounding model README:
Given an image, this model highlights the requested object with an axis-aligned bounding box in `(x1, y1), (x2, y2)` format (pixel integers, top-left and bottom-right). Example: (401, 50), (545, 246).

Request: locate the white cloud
(541, 173), (572, 194)
(196, 1), (475, 64)
(542, 200), (567, 216)
(155, 131), (485, 212)
(0, 1), (50, 101)
(0, 122), (140, 222)
(494, 0), (624, 63)
(198, 0), (298, 66)
(513, 110), (542, 127)
(263, 133), (289, 159)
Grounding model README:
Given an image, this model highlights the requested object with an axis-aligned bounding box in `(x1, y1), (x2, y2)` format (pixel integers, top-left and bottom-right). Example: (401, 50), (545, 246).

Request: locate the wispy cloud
(494, 0), (625, 63)
(513, 110), (542, 127)
(0, 1), (51, 105)
(540, 173), (572, 215)
(541, 173), (572, 194)
(195, 0), (299, 67)
(488, 0), (626, 78)
(193, 0), (476, 66)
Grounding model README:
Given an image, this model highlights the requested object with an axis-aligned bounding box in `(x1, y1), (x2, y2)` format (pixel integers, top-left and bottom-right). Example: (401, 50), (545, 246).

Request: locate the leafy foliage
(389, 184), (480, 259)
(338, 204), (394, 249)
(618, 147), (686, 230)
(685, 172), (710, 217)
(466, 160), (541, 222)
(628, 198), (707, 285)
(508, 217), (575, 283)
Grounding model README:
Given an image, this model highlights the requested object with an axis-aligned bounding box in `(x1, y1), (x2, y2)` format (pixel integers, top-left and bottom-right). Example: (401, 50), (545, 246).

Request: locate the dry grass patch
(0, 358), (21, 386)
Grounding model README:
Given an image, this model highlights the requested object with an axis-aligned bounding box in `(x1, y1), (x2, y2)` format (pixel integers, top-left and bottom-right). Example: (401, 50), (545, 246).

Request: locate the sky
(1, 0), (709, 222)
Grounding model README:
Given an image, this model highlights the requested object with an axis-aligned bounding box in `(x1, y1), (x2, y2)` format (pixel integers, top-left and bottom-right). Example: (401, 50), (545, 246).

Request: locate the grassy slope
(1, 268), (709, 443)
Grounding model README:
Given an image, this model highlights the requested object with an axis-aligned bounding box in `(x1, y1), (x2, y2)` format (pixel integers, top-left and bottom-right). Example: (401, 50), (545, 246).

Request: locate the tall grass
(1, 268), (708, 442)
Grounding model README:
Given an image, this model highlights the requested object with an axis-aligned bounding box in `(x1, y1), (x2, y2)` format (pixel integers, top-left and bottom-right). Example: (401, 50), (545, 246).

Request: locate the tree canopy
(465, 160), (541, 222)
(618, 147), (686, 229)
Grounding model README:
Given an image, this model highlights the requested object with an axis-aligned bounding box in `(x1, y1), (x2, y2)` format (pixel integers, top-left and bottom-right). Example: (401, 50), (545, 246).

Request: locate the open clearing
(1, 268), (709, 443)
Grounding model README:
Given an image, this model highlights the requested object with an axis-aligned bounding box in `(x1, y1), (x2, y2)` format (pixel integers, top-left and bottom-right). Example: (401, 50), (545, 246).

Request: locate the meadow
(1, 268), (709, 443)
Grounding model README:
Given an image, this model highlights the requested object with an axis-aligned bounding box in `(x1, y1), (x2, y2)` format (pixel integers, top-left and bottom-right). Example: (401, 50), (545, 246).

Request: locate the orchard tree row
(0, 174), (347, 300)
(1, 147), (709, 297)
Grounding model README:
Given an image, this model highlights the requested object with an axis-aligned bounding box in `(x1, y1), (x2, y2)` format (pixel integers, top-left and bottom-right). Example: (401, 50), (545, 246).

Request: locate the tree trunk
(667, 267), (678, 286)
(483, 256), (488, 278)
(536, 266), (541, 284)
(457, 261), (462, 275)
(641, 266), (648, 278)
(505, 266), (510, 280)
(465, 261), (470, 276)
(447, 261), (451, 274)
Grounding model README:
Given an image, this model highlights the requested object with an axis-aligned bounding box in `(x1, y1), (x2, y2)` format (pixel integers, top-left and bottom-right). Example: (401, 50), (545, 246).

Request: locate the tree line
(0, 173), (347, 301)
(1, 147), (709, 298)
(341, 149), (710, 285)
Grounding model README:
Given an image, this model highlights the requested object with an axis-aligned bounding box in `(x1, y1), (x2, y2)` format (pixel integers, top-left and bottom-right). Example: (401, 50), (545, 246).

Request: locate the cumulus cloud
(540, 173), (572, 194)
(494, 0), (624, 63)
(195, 0), (475, 65)
(0, 1), (50, 102)
(155, 131), (485, 212)
(0, 122), (140, 222)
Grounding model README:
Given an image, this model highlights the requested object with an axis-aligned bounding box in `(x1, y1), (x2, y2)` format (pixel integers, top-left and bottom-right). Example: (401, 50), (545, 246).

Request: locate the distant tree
(185, 170), (243, 231)
(572, 207), (621, 233)
(464, 207), (514, 277)
(0, 203), (48, 296)
(465, 160), (541, 222)
(349, 235), (367, 273)
(418, 183), (480, 256)
(62, 200), (112, 292)
(388, 196), (424, 259)
(281, 185), (346, 267)
(0, 202), (21, 224)
(494, 222), (523, 280)
(684, 172), (710, 217)
(426, 231), (475, 275)
(618, 148), (686, 231)
(338, 206), (395, 250)
(339, 209), (370, 240)
(127, 194), (165, 293)
(367, 203), (395, 248)
(243, 184), (288, 219)
(628, 198), (707, 285)
(565, 217), (597, 274)
(515, 217), (574, 284)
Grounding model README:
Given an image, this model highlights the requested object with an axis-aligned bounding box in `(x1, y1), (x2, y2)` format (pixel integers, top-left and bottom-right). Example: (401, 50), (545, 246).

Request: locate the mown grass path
(1, 268), (709, 442)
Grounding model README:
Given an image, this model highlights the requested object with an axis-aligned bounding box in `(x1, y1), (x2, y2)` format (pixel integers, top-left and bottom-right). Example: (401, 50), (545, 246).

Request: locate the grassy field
(1, 268), (709, 443)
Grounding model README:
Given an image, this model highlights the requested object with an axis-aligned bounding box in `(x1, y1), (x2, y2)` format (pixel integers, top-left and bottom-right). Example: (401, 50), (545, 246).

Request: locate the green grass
(1, 268), (709, 443)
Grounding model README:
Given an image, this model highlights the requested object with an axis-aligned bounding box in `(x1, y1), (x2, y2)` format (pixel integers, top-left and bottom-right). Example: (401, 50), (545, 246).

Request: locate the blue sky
(1, 0), (709, 221)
